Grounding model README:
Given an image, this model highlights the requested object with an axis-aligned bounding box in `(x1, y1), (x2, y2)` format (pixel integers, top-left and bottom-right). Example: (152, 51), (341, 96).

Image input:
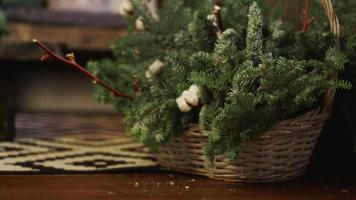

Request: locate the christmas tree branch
(214, 5), (224, 36)
(301, 0), (315, 32)
(33, 39), (133, 100)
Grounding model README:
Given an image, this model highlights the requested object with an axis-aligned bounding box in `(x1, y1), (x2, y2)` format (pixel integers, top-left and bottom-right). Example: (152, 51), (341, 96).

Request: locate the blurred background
(0, 0), (355, 176)
(0, 0), (291, 114)
(1, 0), (129, 114)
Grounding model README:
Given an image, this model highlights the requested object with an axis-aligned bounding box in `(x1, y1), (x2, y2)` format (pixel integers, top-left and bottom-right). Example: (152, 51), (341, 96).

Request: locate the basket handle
(320, 0), (341, 113)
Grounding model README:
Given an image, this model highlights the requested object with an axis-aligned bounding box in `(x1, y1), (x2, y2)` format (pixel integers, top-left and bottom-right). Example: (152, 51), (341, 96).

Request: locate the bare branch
(301, 0), (314, 31)
(133, 76), (143, 96)
(214, 5), (224, 36)
(33, 39), (133, 100)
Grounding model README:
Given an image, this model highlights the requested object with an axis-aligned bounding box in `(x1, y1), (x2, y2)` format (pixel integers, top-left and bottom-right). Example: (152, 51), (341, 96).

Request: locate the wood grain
(0, 173), (355, 200)
(6, 8), (126, 28)
(2, 22), (127, 51)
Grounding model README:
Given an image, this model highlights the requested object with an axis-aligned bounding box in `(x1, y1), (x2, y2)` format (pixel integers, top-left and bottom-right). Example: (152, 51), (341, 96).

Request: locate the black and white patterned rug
(0, 113), (158, 174)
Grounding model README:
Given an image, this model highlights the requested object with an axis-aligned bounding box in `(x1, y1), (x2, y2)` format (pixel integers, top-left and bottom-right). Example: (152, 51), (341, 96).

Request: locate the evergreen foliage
(89, 0), (353, 163)
(245, 2), (263, 64)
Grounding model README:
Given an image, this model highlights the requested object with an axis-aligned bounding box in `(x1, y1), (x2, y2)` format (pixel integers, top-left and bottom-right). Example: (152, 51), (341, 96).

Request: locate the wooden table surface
(0, 113), (353, 200)
(0, 173), (355, 200)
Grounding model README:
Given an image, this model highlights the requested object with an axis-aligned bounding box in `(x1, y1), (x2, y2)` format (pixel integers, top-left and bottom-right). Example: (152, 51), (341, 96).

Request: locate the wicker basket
(157, 0), (340, 182)
(158, 109), (329, 182)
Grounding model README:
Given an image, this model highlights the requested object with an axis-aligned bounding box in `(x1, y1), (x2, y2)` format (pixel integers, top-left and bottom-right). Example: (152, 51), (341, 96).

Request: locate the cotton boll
(188, 85), (200, 94)
(184, 90), (200, 106)
(118, 0), (133, 16)
(145, 59), (164, 79)
(185, 85), (200, 106)
(148, 59), (164, 75)
(176, 85), (201, 112)
(181, 90), (190, 99)
(176, 95), (192, 112)
(135, 17), (146, 31)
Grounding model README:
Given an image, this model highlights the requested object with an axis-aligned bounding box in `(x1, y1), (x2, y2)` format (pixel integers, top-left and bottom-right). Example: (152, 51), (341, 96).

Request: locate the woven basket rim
(184, 107), (328, 136)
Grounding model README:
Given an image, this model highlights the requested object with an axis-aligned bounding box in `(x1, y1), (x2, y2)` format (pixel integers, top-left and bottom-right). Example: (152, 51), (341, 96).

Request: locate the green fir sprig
(88, 0), (353, 163)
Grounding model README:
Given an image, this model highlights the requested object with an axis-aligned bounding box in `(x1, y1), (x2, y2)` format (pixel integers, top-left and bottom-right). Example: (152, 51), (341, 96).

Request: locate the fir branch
(86, 0), (352, 163)
(246, 1), (263, 65)
(214, 29), (238, 64)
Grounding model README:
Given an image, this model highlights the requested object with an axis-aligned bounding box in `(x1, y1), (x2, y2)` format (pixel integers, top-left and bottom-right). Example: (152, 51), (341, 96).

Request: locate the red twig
(301, 0), (314, 32)
(214, 5), (224, 36)
(33, 39), (133, 100)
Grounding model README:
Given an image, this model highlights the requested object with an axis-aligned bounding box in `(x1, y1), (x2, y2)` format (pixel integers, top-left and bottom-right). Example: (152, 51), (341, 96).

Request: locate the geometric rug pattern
(0, 113), (157, 174)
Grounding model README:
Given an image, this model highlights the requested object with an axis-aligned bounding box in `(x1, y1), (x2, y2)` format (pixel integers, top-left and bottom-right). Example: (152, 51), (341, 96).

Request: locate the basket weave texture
(157, 0), (339, 182)
(158, 109), (329, 182)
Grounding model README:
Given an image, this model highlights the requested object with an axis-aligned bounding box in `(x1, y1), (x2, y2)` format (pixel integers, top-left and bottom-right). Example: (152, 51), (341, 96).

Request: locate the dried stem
(301, 0), (315, 32)
(133, 76), (143, 96)
(214, 5), (224, 36)
(33, 39), (133, 100)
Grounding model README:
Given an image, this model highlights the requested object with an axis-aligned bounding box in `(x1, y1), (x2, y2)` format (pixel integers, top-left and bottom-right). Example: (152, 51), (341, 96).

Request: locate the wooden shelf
(0, 22), (127, 60)
(5, 7), (126, 28)
(3, 21), (126, 49)
(0, 8), (128, 60)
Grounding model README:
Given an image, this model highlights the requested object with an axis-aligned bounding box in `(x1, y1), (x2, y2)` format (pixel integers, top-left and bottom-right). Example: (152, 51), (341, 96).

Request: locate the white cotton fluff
(135, 17), (146, 31)
(176, 95), (192, 113)
(176, 85), (200, 112)
(145, 59), (165, 79)
(185, 85), (200, 106)
(118, 0), (133, 16)
(148, 59), (164, 75)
